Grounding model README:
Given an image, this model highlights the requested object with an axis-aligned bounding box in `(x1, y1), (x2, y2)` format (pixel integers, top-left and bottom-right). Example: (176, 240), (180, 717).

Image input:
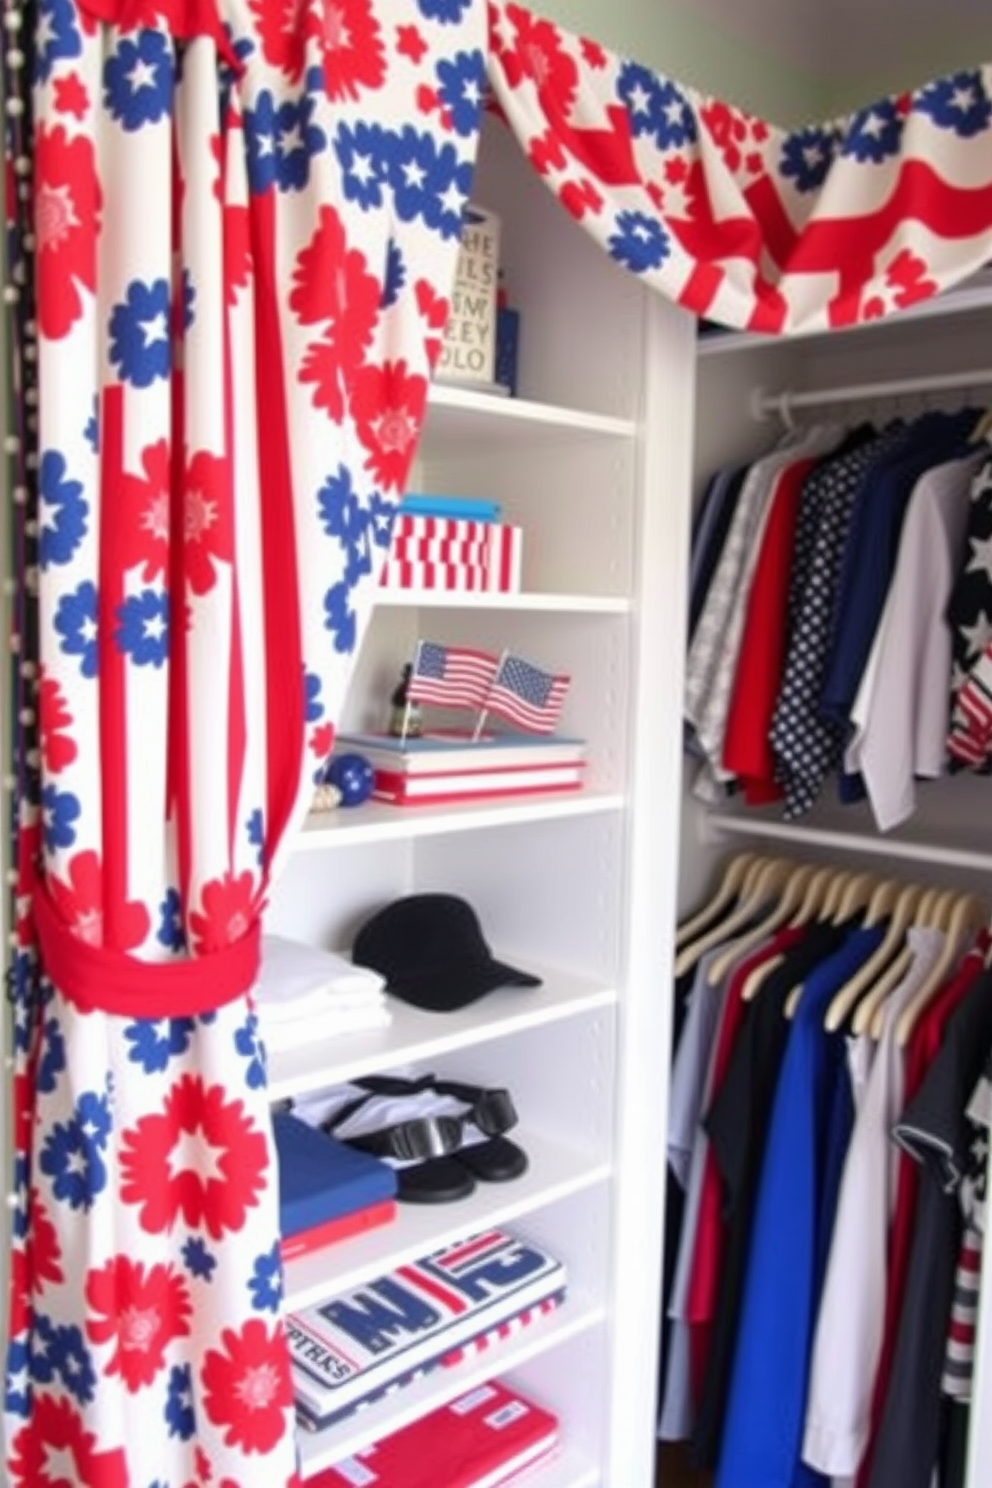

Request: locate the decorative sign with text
(436, 204), (500, 388)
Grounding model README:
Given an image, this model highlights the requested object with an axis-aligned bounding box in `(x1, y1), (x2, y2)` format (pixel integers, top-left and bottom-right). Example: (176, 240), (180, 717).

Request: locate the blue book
(274, 1114), (397, 1240)
(400, 494), (502, 523)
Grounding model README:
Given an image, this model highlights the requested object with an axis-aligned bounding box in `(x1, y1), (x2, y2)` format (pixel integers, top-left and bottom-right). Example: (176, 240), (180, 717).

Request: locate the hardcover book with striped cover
(285, 1229), (566, 1433)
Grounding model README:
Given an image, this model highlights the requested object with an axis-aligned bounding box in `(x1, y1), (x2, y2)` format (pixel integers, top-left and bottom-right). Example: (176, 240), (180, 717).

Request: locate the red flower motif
(201, 1318), (294, 1455)
(580, 36), (607, 68)
(395, 22), (426, 62)
(8, 1392), (129, 1488)
(47, 850), (150, 951)
(292, 207), (380, 421)
(351, 359), (428, 492)
(498, 4), (579, 116)
(309, 721), (335, 758)
(529, 126), (568, 176)
(414, 279), (449, 370)
(701, 99), (750, 173)
(184, 450), (234, 595)
(31, 1190), (65, 1291)
(885, 247), (937, 308)
(118, 439), (170, 584)
(559, 176), (604, 221)
(304, 0), (386, 103)
(35, 124), (102, 341)
(120, 1073), (269, 1238)
(249, 0), (307, 82)
(53, 74), (89, 120)
(188, 870), (262, 953)
(224, 202), (253, 305)
(9, 1244), (30, 1337)
(195, 1445), (213, 1481)
(38, 670), (78, 775)
(86, 1256), (192, 1391)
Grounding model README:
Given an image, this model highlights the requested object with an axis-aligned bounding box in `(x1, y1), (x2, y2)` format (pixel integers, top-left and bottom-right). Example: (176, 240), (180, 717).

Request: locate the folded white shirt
(256, 935), (385, 1024)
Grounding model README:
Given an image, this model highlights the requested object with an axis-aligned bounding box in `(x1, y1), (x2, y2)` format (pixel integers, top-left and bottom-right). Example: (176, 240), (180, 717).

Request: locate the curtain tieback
(32, 877), (261, 1019)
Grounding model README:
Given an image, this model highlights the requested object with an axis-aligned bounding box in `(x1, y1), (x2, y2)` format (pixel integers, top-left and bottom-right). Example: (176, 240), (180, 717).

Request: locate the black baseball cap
(351, 894), (542, 1013)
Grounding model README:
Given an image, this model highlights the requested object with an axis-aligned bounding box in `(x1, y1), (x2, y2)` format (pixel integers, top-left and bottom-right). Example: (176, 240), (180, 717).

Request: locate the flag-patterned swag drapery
(5, 0), (992, 1483)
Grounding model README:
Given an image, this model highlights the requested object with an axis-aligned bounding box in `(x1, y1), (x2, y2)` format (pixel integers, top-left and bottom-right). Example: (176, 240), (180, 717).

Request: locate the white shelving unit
(263, 113), (694, 1487)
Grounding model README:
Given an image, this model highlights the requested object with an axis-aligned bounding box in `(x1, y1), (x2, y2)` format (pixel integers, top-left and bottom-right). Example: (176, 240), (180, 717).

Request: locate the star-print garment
(5, 2), (485, 1484)
(947, 459), (992, 768)
(942, 1055), (991, 1401)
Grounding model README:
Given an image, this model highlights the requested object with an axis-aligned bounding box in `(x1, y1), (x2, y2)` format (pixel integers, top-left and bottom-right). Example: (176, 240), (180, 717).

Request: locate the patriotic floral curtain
(5, 0), (992, 1484)
(3, 0), (485, 1483)
(487, 3), (992, 335)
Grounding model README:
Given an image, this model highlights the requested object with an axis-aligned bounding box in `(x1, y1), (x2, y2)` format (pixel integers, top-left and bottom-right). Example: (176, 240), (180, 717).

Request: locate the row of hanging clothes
(684, 396), (992, 832)
(659, 850), (992, 1488)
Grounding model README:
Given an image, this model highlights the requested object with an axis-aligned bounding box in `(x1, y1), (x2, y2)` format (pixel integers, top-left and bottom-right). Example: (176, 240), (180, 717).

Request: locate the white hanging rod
(753, 366), (992, 423)
(706, 809), (992, 875)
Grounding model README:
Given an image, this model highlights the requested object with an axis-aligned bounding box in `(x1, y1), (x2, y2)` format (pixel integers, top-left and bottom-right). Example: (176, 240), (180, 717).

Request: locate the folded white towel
(255, 935), (385, 1024)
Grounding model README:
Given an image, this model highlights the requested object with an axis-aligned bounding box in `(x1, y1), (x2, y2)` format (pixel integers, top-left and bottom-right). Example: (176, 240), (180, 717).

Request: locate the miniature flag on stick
(406, 640), (500, 713)
(477, 652), (570, 736)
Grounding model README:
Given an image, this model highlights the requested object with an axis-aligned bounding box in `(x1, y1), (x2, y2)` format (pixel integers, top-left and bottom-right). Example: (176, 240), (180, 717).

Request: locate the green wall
(824, 29), (992, 116)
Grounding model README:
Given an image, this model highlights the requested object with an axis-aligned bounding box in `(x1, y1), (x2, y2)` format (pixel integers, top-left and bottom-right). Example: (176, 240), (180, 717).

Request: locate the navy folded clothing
(274, 1113), (397, 1239)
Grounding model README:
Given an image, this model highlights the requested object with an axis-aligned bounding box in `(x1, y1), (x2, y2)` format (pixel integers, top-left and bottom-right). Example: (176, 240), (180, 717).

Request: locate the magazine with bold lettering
(310, 1377), (561, 1487)
(285, 1229), (566, 1432)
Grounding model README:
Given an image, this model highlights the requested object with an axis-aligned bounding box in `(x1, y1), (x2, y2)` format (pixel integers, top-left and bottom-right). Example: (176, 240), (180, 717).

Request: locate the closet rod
(705, 811), (992, 876)
(753, 366), (992, 422)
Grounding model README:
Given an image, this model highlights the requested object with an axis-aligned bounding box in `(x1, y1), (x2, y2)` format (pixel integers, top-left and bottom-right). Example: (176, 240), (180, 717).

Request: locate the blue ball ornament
(325, 752), (375, 807)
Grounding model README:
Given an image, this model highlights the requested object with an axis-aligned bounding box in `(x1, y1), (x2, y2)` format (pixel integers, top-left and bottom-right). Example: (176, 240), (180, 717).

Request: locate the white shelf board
(297, 1293), (605, 1479)
(697, 273), (992, 359)
(294, 790), (625, 851)
(705, 809), (992, 875)
(283, 1130), (611, 1312)
(516, 1447), (598, 1488)
(373, 588), (630, 614)
(266, 962), (617, 1103)
(424, 383), (636, 445)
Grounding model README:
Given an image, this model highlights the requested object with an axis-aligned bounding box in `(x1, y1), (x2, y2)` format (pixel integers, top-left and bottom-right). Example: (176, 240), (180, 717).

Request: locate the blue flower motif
(246, 808), (265, 867)
(179, 268), (195, 331)
(335, 121), (390, 211)
(842, 100), (904, 163)
(324, 580), (357, 654)
(40, 1092), (111, 1209)
(915, 70), (992, 138)
(436, 50), (486, 137)
(386, 127), (473, 239)
(157, 887), (185, 952)
(50, 1323), (97, 1405)
(114, 589), (170, 668)
(37, 1014), (67, 1094)
(382, 240), (406, 308)
(368, 491), (397, 548)
(235, 1011), (266, 1089)
(609, 211), (671, 273)
(29, 1313), (58, 1386)
(5, 1337), (30, 1419)
(182, 1235), (216, 1280)
(164, 1363), (196, 1439)
(36, 0), (81, 85)
(780, 124), (839, 193)
(41, 784), (81, 853)
(124, 1017), (196, 1073)
(244, 90), (278, 194)
(9, 952), (37, 1054)
(417, 0), (473, 19)
(109, 279), (172, 387)
(84, 399), (99, 454)
(304, 671), (325, 722)
(317, 465), (361, 541)
(244, 89), (326, 194)
(618, 64), (696, 150)
(103, 30), (174, 130)
(248, 1244), (283, 1312)
(54, 581), (98, 679)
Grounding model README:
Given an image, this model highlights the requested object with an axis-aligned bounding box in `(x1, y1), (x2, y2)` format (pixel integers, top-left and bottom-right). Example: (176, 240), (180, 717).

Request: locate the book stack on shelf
(273, 1112), (398, 1263)
(380, 493), (522, 595)
(336, 731), (586, 807)
(285, 1227), (566, 1435)
(310, 1378), (561, 1488)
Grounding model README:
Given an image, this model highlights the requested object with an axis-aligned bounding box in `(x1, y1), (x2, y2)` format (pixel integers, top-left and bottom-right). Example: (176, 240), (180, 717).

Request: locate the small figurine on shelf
(387, 663), (423, 740)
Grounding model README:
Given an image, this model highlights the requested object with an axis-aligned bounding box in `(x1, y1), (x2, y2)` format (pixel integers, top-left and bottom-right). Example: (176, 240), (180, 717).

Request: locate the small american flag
(406, 641), (499, 711)
(483, 653), (569, 734)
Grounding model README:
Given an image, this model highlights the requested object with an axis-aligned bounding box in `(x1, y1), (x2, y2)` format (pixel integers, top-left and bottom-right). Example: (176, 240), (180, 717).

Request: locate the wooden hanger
(706, 862), (817, 988)
(675, 852), (758, 950)
(673, 856), (784, 978)
(831, 870), (878, 924)
(971, 406), (992, 445)
(821, 881), (925, 1033)
(739, 864), (837, 1004)
(893, 892), (987, 1048)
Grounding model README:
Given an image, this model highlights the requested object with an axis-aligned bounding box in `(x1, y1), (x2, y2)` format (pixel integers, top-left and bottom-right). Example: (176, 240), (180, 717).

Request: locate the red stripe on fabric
(250, 190), (304, 857)
(949, 1318), (976, 1343)
(397, 1265), (468, 1314)
(441, 1231), (503, 1266)
(33, 874), (259, 1016)
(678, 260), (725, 318)
(98, 387), (132, 951)
(169, 369), (194, 912)
(223, 258), (247, 862)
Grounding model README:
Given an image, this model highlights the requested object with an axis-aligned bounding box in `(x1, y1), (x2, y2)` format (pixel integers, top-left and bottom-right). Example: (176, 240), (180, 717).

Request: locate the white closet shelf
(504, 1445), (599, 1488)
(283, 1131), (611, 1313)
(696, 270), (992, 358)
(265, 963), (618, 1104)
(705, 808), (992, 875)
(297, 1293), (605, 1480)
(373, 588), (630, 614)
(296, 791), (625, 851)
(424, 383), (636, 445)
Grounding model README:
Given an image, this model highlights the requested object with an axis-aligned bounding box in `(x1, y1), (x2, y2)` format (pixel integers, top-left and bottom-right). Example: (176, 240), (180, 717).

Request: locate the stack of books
(274, 1113), (397, 1262)
(285, 1227), (567, 1434)
(310, 1378), (561, 1487)
(335, 730), (586, 807)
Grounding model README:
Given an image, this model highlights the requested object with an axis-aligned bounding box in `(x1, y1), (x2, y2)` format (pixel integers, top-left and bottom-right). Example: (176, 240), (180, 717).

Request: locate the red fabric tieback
(32, 877), (261, 1019)
(74, 0), (242, 73)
